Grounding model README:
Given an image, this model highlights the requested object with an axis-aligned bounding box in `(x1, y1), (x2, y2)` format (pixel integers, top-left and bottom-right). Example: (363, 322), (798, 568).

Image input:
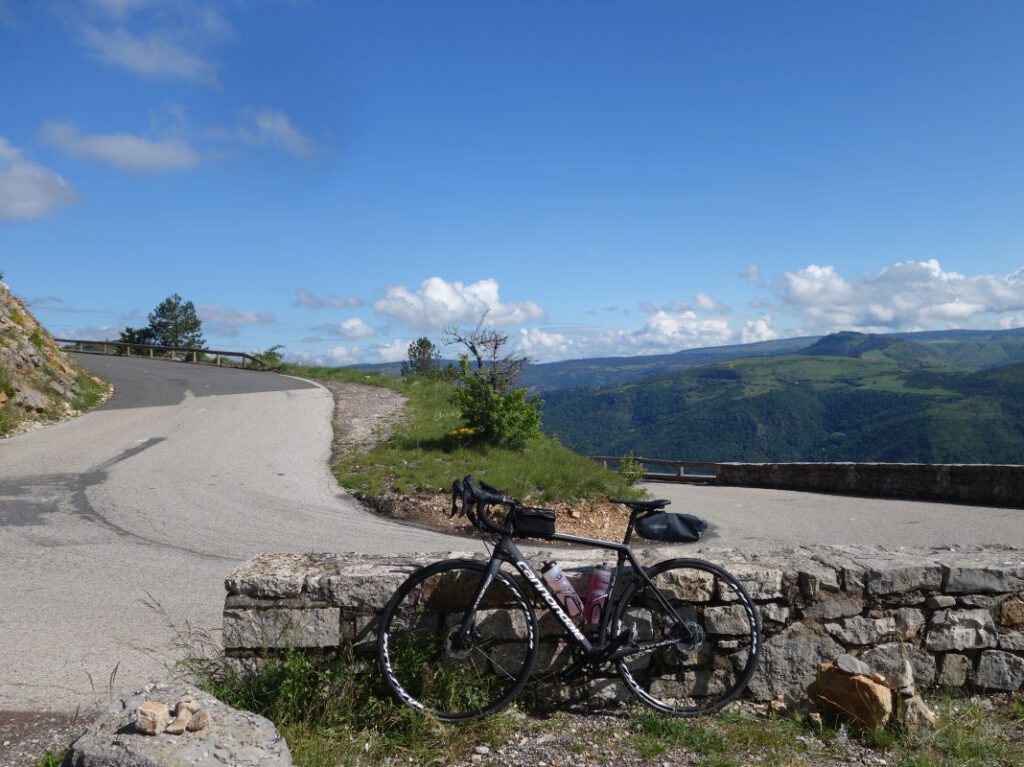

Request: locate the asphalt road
(2, 356), (1021, 713)
(0, 356), (465, 712)
(640, 481), (1023, 550)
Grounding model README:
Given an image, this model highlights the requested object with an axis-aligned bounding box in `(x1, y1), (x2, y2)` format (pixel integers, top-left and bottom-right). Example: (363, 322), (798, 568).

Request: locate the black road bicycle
(376, 475), (761, 722)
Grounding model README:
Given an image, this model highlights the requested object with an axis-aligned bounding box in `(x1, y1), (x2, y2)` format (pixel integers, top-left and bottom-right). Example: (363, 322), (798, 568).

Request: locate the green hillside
(541, 333), (1024, 464)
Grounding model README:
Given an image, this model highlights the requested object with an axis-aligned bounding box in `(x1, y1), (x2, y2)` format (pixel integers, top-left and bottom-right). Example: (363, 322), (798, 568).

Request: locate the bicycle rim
(377, 559), (538, 722)
(614, 558), (761, 716)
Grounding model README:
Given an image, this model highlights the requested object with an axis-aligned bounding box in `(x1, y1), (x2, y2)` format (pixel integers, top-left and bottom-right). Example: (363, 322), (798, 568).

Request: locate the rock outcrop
(0, 279), (108, 436)
(64, 681), (292, 767)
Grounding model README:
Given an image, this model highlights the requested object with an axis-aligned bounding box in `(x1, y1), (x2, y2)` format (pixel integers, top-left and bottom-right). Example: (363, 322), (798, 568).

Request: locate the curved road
(0, 356), (465, 712)
(2, 357), (1020, 713)
(641, 481), (1023, 550)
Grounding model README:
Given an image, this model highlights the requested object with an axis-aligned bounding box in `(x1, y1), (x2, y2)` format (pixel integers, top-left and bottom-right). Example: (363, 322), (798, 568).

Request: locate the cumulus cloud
(55, 324), (125, 341)
(516, 328), (578, 360)
(0, 137), (78, 221)
(290, 345), (363, 366)
(214, 109), (313, 157)
(694, 292), (730, 314)
(377, 339), (412, 363)
(40, 121), (200, 172)
(739, 315), (779, 344)
(313, 318), (376, 339)
(79, 24), (219, 85)
(294, 290), (363, 310)
(779, 259), (1024, 332)
(374, 277), (546, 330)
(198, 304), (273, 338)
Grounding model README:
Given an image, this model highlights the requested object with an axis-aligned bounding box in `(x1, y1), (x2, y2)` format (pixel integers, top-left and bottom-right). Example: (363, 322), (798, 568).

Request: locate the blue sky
(2, 1), (1022, 364)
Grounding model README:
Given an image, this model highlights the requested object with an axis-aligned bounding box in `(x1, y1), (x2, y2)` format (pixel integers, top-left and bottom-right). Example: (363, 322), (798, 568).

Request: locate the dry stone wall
(716, 462), (1024, 507)
(223, 545), (1024, 706)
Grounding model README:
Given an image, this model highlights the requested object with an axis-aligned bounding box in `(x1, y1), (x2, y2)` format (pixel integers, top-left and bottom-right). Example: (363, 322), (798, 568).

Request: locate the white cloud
(79, 24), (219, 85)
(741, 264), (765, 287)
(313, 318), (376, 339)
(694, 292), (730, 314)
(516, 328), (577, 361)
(56, 324), (125, 341)
(294, 290), (363, 310)
(217, 109), (313, 157)
(41, 121), (200, 173)
(739, 315), (779, 344)
(374, 277), (546, 330)
(289, 345), (363, 366)
(999, 315), (1024, 330)
(198, 304), (273, 338)
(0, 137), (78, 221)
(779, 259), (1024, 332)
(377, 339), (411, 363)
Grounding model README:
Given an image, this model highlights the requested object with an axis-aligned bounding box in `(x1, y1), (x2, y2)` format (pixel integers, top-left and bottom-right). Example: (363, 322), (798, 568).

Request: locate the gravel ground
(0, 711), (92, 767)
(442, 706), (892, 767)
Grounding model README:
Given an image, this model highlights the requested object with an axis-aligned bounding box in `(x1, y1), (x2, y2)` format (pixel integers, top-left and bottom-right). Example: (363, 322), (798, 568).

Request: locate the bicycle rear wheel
(614, 558), (761, 716)
(377, 559), (538, 722)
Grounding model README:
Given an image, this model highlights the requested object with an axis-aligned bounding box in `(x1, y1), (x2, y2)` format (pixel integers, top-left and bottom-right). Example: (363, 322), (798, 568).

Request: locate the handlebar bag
(636, 511), (707, 543)
(513, 507), (556, 539)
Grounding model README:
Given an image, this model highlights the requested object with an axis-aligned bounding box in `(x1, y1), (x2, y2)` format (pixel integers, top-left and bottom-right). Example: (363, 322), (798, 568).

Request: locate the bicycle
(376, 475), (761, 722)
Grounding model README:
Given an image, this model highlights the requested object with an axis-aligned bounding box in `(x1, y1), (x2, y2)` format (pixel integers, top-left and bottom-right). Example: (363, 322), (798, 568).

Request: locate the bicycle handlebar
(451, 475), (515, 535)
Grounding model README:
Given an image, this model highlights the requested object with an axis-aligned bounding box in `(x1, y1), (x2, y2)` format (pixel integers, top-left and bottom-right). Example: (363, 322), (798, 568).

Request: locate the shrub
(618, 452), (646, 485)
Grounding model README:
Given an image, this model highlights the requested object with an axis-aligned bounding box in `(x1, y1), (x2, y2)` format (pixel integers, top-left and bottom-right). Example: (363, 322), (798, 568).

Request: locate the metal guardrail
(590, 455), (719, 483)
(56, 339), (271, 371)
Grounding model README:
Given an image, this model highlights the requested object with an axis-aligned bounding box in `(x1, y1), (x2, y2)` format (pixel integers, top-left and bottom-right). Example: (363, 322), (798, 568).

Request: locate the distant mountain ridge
(540, 331), (1024, 465)
(351, 326), (1024, 392)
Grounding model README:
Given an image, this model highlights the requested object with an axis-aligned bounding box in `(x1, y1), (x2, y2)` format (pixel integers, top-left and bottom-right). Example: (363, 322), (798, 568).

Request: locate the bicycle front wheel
(377, 559), (538, 722)
(614, 558), (761, 716)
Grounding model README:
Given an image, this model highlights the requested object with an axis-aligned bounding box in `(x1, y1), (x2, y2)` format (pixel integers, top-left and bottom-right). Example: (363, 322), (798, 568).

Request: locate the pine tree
(146, 294), (206, 348)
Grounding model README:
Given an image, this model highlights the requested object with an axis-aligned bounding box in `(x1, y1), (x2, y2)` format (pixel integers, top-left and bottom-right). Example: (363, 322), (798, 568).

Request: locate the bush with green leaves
(451, 355), (542, 449)
(618, 452), (646, 485)
(445, 318), (542, 450)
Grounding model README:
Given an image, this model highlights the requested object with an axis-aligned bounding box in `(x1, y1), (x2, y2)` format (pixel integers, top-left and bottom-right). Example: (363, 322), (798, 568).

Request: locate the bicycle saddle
(610, 498), (670, 512)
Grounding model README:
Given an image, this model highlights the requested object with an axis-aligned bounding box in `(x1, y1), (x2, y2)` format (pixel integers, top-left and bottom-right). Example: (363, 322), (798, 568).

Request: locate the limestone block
(705, 605), (754, 635)
(717, 566), (783, 602)
(826, 616), (897, 646)
(999, 598), (1024, 628)
(69, 682), (292, 766)
(223, 607), (340, 649)
(747, 624), (843, 703)
(797, 565), (841, 599)
(134, 701), (170, 735)
(926, 609), (998, 652)
(802, 599), (863, 621)
(943, 563), (1024, 595)
(937, 654), (972, 688)
(859, 643), (936, 688)
(974, 650), (1024, 691)
(308, 564), (418, 609)
(807, 664), (893, 729)
(959, 595), (995, 609)
(926, 595), (956, 610)
(998, 631), (1024, 652)
(862, 560), (943, 596)
(760, 603), (790, 625)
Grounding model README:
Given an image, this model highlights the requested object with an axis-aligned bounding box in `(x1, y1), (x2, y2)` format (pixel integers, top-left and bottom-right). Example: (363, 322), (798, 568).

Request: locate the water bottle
(540, 561), (583, 621)
(583, 564), (613, 626)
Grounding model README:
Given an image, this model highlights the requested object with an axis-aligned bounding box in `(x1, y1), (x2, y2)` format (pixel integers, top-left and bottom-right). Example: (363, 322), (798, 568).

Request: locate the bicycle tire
(613, 558), (761, 716)
(377, 558), (538, 722)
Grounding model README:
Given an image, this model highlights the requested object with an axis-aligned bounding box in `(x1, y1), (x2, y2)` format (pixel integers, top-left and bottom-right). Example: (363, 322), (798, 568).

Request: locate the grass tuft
(193, 649), (517, 767)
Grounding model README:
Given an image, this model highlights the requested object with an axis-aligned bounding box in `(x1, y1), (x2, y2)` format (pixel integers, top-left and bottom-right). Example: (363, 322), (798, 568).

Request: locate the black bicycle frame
(455, 528), (691, 662)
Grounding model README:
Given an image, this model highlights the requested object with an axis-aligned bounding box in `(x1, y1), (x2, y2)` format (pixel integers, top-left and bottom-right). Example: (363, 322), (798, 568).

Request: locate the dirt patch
(323, 381), (635, 542)
(319, 380), (406, 462)
(0, 709), (91, 767)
